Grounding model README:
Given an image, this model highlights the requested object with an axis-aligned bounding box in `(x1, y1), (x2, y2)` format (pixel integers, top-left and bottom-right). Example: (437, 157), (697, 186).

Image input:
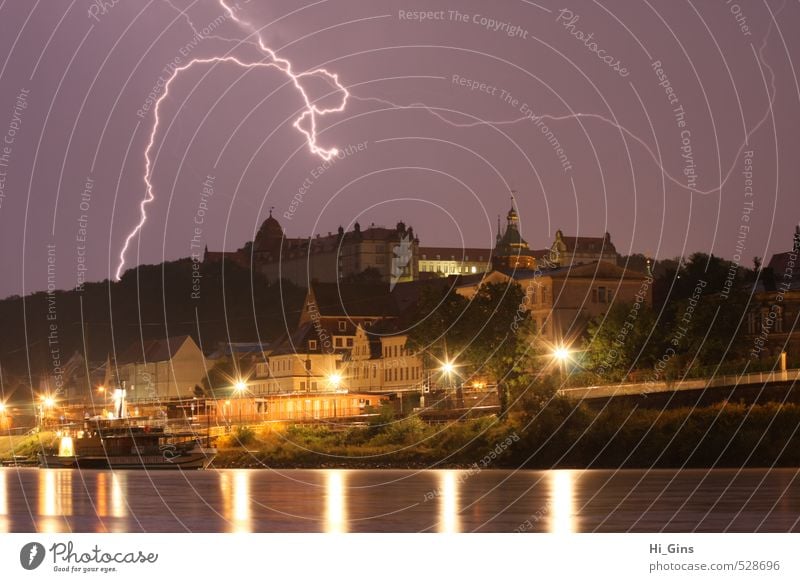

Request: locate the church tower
(492, 204), (536, 271)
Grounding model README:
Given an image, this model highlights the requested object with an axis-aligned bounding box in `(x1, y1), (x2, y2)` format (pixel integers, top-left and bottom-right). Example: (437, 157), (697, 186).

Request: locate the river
(0, 467), (797, 532)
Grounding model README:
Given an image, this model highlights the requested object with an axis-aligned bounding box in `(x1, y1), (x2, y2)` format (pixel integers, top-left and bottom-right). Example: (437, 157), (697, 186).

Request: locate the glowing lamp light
(43, 397), (56, 409)
(553, 347), (571, 362)
(327, 373), (342, 388)
(0, 403), (6, 414)
(234, 381), (247, 394)
(441, 361), (455, 375)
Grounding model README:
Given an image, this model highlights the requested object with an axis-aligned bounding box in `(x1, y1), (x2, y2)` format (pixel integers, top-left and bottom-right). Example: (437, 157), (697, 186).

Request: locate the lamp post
(234, 380), (247, 424)
(327, 373), (342, 391)
(553, 346), (571, 383)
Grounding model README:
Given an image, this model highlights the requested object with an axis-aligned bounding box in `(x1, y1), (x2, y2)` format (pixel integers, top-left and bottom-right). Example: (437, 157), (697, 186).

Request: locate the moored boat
(38, 419), (216, 470)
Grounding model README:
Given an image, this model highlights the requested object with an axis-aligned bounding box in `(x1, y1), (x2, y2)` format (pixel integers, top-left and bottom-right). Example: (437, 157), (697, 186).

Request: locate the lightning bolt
(115, 0), (349, 280)
(28, 545), (38, 566)
(117, 1), (779, 279)
(349, 2), (780, 199)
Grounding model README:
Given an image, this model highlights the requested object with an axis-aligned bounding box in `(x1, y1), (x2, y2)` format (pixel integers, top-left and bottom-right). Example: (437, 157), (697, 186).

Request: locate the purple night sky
(0, 0), (797, 297)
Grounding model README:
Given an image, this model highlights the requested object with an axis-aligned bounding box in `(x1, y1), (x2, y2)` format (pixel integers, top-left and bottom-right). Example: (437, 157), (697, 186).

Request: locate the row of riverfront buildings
(27, 209), (800, 425)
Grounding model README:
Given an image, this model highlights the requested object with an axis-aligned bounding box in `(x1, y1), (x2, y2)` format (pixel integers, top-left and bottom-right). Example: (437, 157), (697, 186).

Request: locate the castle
(204, 205), (620, 287)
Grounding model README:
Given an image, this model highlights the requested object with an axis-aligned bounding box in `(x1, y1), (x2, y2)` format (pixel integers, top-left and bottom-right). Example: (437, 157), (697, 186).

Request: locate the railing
(560, 368), (800, 400)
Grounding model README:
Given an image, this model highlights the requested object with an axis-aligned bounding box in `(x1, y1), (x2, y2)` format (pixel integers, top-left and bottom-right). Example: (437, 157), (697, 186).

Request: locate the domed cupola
(253, 209), (284, 254)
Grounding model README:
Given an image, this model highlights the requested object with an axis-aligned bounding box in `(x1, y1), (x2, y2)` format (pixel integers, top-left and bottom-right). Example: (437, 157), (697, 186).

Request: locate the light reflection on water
(437, 470), (460, 533)
(0, 467), (794, 533)
(550, 470), (577, 534)
(220, 470), (251, 533)
(0, 470), (7, 533)
(325, 470), (347, 533)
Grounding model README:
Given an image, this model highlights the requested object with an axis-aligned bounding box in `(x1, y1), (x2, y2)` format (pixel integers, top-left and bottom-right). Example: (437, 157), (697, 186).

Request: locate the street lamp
(552, 346), (571, 382)
(553, 347), (570, 362)
(327, 373), (343, 390)
(233, 380), (247, 424)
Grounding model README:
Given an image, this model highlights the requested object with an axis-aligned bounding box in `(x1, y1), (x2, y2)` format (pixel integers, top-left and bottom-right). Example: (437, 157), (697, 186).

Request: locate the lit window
(471, 266), (477, 273)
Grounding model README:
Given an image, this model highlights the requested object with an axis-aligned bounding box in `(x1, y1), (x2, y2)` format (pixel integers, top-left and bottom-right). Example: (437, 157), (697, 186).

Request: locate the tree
(581, 301), (661, 381)
(407, 280), (536, 416)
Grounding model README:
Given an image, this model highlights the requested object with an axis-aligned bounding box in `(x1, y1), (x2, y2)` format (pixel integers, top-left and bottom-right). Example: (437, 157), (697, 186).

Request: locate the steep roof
(306, 282), (400, 318)
(553, 230), (617, 254)
(115, 335), (198, 365)
(766, 251), (800, 289)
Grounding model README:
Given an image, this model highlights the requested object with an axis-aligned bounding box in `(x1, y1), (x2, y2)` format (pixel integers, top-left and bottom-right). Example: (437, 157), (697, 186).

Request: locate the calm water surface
(0, 467), (798, 532)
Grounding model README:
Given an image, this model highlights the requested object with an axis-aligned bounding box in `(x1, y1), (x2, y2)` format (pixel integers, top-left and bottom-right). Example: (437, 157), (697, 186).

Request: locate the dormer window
(338, 321), (346, 331)
(308, 340), (317, 350)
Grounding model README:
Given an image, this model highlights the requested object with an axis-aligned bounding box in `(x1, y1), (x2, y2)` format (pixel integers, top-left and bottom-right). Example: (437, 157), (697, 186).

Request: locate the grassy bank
(210, 400), (800, 469)
(3, 401), (797, 470)
(0, 432), (52, 460)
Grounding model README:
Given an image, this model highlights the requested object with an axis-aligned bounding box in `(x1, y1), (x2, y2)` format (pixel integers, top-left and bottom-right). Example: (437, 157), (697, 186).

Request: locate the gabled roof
(553, 231), (617, 254)
(306, 282), (400, 318)
(766, 251), (800, 290)
(115, 335), (198, 365)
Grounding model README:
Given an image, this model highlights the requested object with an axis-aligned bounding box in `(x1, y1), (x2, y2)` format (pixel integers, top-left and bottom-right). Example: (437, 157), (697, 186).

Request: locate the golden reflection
(220, 471), (251, 532)
(38, 470), (72, 533)
(96, 473), (108, 517)
(111, 473), (126, 518)
(549, 470), (576, 533)
(0, 469), (6, 515)
(437, 470), (461, 533)
(0, 470), (7, 533)
(324, 471), (348, 533)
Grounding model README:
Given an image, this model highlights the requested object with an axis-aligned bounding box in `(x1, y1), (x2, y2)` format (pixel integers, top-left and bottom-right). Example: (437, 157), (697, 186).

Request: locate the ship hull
(38, 449), (215, 470)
